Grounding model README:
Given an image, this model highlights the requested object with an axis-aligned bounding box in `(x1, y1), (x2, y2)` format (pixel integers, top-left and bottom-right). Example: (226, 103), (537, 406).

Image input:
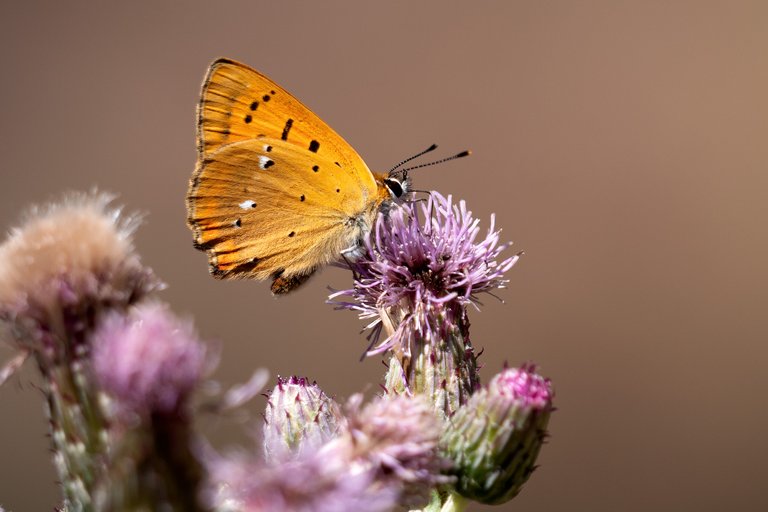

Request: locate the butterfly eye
(383, 178), (404, 199)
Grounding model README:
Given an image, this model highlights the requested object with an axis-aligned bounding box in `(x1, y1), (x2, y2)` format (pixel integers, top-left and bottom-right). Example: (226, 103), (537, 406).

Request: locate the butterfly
(187, 58), (466, 294)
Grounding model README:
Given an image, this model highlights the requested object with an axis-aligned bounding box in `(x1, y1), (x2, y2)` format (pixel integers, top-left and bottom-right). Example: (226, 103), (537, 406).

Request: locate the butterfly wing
(188, 58), (386, 293)
(197, 58), (371, 174)
(187, 137), (383, 289)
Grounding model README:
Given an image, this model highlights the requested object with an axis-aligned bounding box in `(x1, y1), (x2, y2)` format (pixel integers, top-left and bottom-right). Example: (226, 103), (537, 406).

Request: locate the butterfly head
(384, 144), (471, 203)
(383, 171), (410, 200)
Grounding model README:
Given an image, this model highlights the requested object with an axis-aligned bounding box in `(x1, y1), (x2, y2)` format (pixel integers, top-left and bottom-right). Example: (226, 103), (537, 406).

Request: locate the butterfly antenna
(388, 144), (438, 175)
(398, 150), (472, 173)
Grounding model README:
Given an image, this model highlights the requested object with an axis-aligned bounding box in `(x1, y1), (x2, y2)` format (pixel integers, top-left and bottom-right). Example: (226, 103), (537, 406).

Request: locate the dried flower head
(331, 191), (519, 357)
(0, 191), (161, 359)
(263, 376), (344, 460)
(92, 302), (208, 418)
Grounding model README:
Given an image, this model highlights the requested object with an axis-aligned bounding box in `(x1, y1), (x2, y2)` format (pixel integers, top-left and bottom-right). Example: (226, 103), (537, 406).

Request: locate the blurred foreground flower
(210, 449), (398, 512)
(0, 192), (160, 358)
(0, 192), (205, 511)
(214, 391), (448, 511)
(91, 302), (209, 511)
(93, 302), (208, 418)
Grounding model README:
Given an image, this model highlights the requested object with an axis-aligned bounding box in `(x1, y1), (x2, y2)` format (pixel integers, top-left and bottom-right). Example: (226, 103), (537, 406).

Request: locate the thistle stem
(384, 303), (479, 420)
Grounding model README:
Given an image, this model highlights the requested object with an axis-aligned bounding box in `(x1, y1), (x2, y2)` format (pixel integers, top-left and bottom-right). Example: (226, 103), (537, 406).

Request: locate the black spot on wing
(250, 101), (258, 111)
(281, 118), (293, 141)
(312, 165), (319, 172)
(308, 140), (320, 153)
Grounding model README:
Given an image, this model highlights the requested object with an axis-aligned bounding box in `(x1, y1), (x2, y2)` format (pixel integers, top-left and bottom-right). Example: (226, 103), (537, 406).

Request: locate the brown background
(1, 1), (767, 511)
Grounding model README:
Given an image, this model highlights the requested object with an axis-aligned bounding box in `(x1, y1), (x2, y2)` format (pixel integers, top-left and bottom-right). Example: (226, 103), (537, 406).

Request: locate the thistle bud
(263, 376), (344, 460)
(442, 364), (553, 504)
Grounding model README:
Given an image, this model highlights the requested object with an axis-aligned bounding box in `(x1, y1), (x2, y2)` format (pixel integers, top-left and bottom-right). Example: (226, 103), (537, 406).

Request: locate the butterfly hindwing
(187, 138), (382, 283)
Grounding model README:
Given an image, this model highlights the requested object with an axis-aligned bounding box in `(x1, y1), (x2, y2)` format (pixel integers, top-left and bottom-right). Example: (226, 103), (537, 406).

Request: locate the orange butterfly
(187, 58), (464, 294)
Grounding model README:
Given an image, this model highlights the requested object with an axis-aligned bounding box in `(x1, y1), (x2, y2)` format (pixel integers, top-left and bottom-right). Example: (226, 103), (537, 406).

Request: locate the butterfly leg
(340, 246), (366, 282)
(270, 268), (317, 295)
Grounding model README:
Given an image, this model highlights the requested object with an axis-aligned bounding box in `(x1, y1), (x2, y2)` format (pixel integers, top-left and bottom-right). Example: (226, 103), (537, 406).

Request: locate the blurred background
(1, 1), (766, 511)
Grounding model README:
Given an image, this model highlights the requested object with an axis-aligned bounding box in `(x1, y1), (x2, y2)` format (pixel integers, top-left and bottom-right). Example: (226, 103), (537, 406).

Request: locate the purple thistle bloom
(92, 302), (208, 417)
(209, 449), (399, 512)
(331, 192), (519, 419)
(212, 393), (449, 511)
(330, 191), (519, 357)
(341, 393), (453, 507)
(88, 303), (210, 511)
(489, 362), (553, 411)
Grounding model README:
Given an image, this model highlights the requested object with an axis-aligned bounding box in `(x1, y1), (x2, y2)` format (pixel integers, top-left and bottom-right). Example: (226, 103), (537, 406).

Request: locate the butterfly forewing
(198, 59), (371, 177)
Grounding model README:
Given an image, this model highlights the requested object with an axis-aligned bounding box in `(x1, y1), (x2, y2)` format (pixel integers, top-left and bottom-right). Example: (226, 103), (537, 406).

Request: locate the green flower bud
(442, 364), (553, 504)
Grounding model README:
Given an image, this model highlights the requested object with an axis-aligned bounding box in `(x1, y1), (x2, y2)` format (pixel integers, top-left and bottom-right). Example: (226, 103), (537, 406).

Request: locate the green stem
(384, 304), (479, 421)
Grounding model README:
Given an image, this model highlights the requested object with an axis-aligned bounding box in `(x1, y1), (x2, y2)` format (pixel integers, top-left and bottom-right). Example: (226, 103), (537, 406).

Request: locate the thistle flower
(92, 302), (208, 418)
(333, 192), (517, 356)
(214, 393), (448, 511)
(441, 364), (554, 505)
(339, 393), (453, 507)
(0, 191), (162, 508)
(90, 302), (209, 511)
(209, 451), (398, 512)
(331, 192), (519, 418)
(263, 376), (344, 460)
(0, 191), (161, 356)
